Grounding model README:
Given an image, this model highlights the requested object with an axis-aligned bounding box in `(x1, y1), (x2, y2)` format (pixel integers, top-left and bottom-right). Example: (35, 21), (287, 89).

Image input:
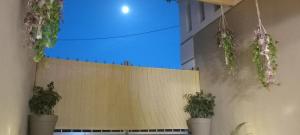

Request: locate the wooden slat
(36, 58), (200, 130)
(198, 0), (240, 6)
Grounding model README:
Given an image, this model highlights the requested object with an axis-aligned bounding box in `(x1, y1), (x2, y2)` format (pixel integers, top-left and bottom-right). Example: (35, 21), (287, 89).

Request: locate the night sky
(46, 0), (180, 69)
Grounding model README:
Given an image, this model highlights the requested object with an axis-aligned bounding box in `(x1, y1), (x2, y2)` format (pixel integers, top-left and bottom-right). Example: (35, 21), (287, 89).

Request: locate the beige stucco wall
(36, 58), (200, 129)
(0, 0), (36, 134)
(193, 0), (300, 135)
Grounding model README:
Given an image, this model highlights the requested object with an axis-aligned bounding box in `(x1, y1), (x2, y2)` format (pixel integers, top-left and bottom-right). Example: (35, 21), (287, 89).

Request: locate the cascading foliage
(251, 0), (278, 88)
(251, 28), (278, 88)
(24, 0), (63, 62)
(217, 6), (236, 74)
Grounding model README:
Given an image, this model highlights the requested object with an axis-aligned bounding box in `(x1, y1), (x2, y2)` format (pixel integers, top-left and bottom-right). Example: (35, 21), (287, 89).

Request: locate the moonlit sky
(46, 0), (180, 69)
(121, 5), (130, 14)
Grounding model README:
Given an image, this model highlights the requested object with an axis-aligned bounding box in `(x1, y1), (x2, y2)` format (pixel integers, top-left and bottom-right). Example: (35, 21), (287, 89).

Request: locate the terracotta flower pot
(187, 118), (211, 135)
(29, 114), (58, 135)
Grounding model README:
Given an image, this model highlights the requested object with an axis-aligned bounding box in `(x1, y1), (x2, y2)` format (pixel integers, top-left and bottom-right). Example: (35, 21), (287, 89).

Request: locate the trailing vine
(217, 6), (236, 74)
(251, 0), (278, 88)
(24, 0), (63, 62)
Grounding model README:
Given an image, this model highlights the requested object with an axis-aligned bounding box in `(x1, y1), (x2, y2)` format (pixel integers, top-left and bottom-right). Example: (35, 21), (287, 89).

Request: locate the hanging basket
(24, 0), (64, 62)
(251, 0), (279, 88)
(217, 6), (237, 74)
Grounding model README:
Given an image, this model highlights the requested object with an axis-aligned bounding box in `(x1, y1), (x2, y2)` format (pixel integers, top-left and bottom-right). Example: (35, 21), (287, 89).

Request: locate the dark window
(186, 1), (192, 32)
(199, 2), (205, 22)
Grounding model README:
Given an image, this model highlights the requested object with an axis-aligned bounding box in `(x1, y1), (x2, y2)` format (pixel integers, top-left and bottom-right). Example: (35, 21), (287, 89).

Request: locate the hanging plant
(217, 6), (237, 74)
(251, 0), (278, 88)
(24, 0), (63, 62)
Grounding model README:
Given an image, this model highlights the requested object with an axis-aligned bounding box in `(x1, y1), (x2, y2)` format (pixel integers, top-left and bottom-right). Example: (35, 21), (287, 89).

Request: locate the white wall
(0, 0), (36, 134)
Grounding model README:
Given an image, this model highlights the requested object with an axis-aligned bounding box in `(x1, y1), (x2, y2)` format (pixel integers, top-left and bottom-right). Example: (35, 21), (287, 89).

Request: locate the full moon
(121, 5), (130, 14)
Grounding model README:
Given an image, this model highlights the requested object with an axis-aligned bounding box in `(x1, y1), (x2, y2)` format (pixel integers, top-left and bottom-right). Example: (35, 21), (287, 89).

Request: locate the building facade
(179, 0), (229, 69)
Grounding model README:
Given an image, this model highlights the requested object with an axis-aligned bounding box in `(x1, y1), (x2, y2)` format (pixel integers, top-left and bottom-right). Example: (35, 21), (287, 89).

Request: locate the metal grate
(54, 129), (189, 135)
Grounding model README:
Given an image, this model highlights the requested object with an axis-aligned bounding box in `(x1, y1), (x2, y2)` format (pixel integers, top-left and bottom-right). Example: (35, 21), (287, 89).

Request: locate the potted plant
(184, 91), (215, 135)
(29, 82), (62, 135)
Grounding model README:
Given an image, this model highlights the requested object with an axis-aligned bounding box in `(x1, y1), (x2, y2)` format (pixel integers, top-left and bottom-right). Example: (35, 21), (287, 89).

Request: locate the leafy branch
(24, 0), (63, 62)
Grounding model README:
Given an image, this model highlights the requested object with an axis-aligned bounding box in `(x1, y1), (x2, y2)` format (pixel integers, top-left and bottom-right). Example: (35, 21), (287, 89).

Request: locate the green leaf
(33, 54), (43, 63)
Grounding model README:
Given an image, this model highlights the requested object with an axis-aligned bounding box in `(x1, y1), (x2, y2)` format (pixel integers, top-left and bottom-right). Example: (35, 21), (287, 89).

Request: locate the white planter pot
(187, 118), (211, 135)
(29, 115), (58, 135)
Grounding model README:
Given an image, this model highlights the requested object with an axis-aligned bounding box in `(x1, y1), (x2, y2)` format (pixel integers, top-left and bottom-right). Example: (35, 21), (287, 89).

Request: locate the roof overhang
(197, 0), (240, 6)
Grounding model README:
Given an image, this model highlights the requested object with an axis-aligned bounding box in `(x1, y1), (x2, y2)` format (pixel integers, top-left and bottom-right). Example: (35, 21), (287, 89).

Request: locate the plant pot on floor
(184, 91), (215, 135)
(29, 115), (58, 135)
(28, 82), (61, 135)
(187, 118), (211, 135)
